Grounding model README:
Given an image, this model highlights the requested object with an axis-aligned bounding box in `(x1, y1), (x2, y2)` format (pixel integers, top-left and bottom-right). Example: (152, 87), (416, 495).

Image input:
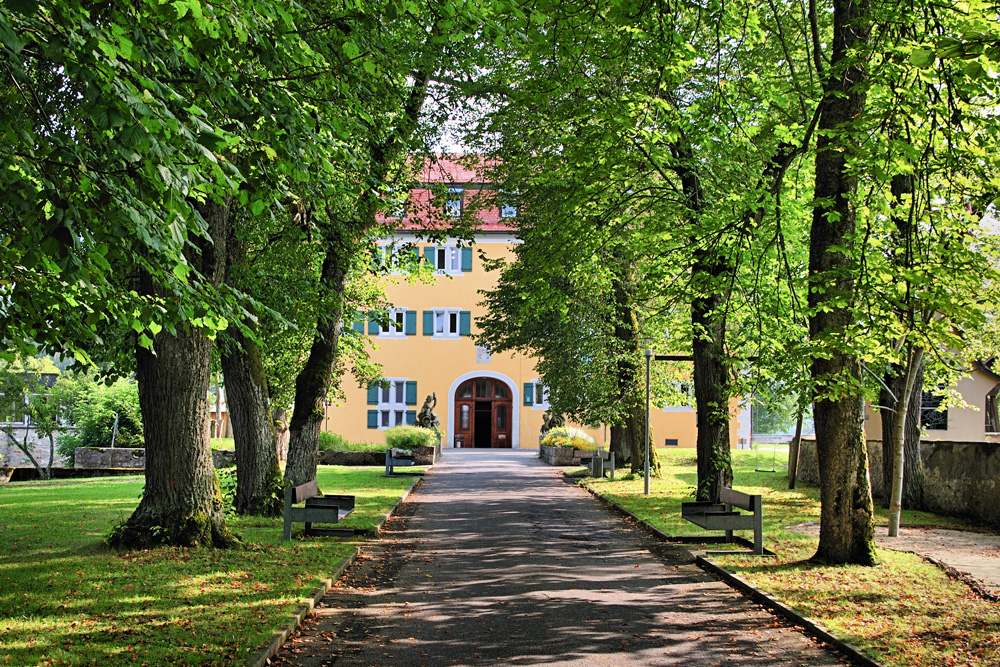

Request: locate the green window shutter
(423, 310), (434, 335)
(523, 383), (534, 406)
(352, 310), (364, 334)
(459, 311), (471, 336)
(405, 310), (417, 335)
(411, 245), (420, 265)
(461, 247), (473, 272)
(423, 246), (435, 266)
(367, 385), (380, 405)
(368, 311), (379, 335)
(367, 410), (379, 429)
(406, 410), (416, 425)
(405, 381), (417, 406)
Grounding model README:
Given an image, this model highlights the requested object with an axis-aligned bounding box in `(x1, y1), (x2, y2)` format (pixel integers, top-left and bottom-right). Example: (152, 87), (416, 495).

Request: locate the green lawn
(584, 449), (1000, 667)
(0, 466), (422, 666)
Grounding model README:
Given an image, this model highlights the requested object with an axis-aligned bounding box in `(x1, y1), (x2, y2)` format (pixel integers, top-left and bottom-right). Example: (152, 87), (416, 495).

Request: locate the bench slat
(720, 486), (755, 511)
(290, 479), (319, 504)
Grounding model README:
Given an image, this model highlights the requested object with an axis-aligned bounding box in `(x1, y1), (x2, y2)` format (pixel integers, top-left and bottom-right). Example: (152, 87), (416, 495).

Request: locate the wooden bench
(681, 486), (763, 555)
(384, 448), (419, 476)
(282, 479), (355, 541)
(580, 450), (615, 479)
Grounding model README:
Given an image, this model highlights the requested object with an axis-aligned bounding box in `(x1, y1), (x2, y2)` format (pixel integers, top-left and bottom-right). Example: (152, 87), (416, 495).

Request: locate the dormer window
(446, 187), (463, 217)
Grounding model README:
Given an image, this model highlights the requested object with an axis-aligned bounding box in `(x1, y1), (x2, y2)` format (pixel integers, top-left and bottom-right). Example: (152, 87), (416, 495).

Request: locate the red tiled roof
(379, 155), (515, 232)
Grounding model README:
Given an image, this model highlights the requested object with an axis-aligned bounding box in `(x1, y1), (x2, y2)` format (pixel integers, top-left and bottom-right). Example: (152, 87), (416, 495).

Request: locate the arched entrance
(453, 377), (513, 448)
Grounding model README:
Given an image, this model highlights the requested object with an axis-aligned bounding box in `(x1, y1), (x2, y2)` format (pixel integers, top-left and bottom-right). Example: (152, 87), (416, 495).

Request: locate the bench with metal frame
(681, 486), (763, 555)
(384, 448), (419, 476)
(282, 479), (355, 541)
(580, 450), (615, 479)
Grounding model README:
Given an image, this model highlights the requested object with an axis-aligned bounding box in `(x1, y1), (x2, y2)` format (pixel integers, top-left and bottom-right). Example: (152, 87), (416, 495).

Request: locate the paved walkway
(273, 450), (842, 667)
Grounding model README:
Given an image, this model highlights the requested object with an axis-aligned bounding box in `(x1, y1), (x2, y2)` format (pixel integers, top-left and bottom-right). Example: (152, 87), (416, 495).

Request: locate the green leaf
(964, 61), (987, 79)
(909, 48), (936, 67)
(343, 41), (360, 60)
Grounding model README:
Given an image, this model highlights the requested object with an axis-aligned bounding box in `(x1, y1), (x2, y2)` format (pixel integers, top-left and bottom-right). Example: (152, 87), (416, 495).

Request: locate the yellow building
(323, 158), (752, 450)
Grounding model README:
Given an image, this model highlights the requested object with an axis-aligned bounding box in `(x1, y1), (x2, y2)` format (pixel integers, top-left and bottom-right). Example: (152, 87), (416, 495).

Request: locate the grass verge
(0, 465), (422, 666)
(584, 449), (999, 667)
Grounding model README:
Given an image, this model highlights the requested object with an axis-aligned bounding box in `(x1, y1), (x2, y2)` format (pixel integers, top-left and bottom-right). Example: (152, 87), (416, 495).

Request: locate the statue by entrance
(416, 393), (440, 429)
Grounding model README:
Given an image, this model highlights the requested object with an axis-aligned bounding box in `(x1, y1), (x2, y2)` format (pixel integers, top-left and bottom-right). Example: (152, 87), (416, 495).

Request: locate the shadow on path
(273, 450), (843, 667)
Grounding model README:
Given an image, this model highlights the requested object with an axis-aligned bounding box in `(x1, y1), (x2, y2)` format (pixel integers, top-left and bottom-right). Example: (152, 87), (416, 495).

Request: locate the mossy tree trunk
(222, 327), (282, 516)
(807, 0), (878, 566)
(110, 199), (239, 549)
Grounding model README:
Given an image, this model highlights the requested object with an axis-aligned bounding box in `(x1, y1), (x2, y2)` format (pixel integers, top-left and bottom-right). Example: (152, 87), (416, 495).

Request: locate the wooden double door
(454, 378), (513, 448)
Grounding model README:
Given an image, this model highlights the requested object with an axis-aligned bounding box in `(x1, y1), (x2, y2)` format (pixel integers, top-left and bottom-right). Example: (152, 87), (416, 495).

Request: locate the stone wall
(73, 447), (236, 470)
(1, 427), (72, 469)
(796, 439), (1000, 527)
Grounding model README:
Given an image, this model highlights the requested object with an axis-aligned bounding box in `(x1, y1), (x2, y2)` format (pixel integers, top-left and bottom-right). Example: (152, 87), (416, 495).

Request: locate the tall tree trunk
(787, 407), (804, 489)
(109, 198), (238, 549)
(222, 328), (282, 515)
(691, 257), (733, 501)
(284, 232), (352, 486)
(222, 223), (282, 515)
(879, 358), (923, 507)
(609, 425), (630, 466)
(672, 141), (733, 502)
(283, 61), (434, 486)
(610, 256), (660, 476)
(807, 0), (877, 565)
(887, 345), (924, 536)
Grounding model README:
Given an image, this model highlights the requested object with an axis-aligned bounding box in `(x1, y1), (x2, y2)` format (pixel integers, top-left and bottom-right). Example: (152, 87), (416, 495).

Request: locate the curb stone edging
(695, 556), (886, 667)
(243, 474), (425, 667)
(578, 480), (887, 667)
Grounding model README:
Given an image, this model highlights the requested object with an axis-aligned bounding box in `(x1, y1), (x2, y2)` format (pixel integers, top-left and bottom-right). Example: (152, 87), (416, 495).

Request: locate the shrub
(385, 425), (438, 449)
(318, 432), (350, 451)
(541, 426), (598, 450)
(56, 374), (143, 464)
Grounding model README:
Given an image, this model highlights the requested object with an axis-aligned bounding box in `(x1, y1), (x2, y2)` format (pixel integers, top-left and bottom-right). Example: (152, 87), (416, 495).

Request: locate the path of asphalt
(272, 449), (845, 667)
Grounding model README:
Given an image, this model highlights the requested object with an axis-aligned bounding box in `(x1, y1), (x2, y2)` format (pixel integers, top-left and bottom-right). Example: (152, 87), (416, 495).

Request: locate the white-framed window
(530, 380), (550, 410)
(662, 382), (695, 412)
(376, 307), (408, 338)
(377, 378), (408, 429)
(433, 246), (462, 274)
(445, 187), (463, 217)
(0, 393), (28, 426)
(433, 308), (462, 338)
(384, 187), (407, 218)
(500, 203), (517, 218)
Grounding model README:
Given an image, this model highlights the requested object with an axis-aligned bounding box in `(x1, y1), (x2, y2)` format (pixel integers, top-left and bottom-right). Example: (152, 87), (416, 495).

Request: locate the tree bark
(887, 346), (924, 536)
(222, 223), (282, 515)
(879, 359), (924, 507)
(787, 407), (804, 489)
(284, 232), (353, 486)
(691, 252), (733, 501)
(609, 255), (660, 476)
(284, 63), (434, 486)
(109, 198), (238, 549)
(672, 142), (733, 502)
(222, 327), (282, 515)
(807, 0), (877, 565)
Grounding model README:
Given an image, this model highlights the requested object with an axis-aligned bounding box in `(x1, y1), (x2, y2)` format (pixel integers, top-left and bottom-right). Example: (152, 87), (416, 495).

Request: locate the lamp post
(644, 348), (652, 495)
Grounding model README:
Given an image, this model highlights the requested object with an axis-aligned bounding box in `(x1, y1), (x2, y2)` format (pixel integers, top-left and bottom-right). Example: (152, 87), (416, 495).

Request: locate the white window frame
(0, 393), (29, 426)
(377, 243), (406, 275)
(432, 308), (463, 339)
(530, 380), (550, 410)
(376, 307), (408, 339)
(432, 245), (462, 275)
(445, 187), (463, 218)
(662, 382), (695, 412)
(376, 378), (408, 429)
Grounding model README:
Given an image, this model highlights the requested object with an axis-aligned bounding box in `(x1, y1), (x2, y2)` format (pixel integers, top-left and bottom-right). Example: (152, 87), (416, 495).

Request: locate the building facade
(322, 158), (751, 449)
